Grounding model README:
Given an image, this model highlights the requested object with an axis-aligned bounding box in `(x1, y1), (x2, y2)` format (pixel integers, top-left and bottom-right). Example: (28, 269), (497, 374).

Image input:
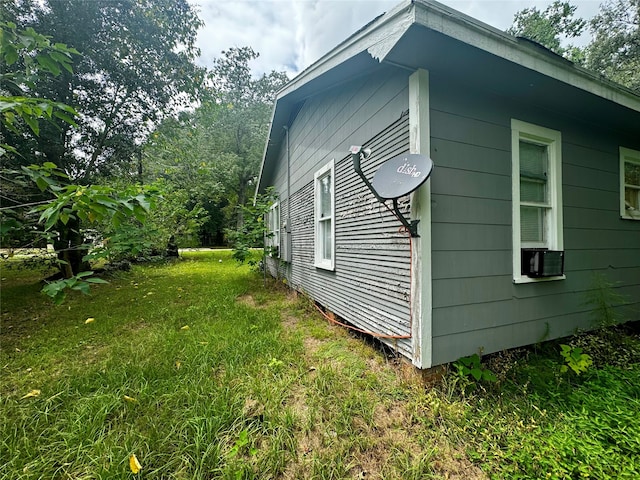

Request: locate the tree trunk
(236, 181), (246, 230)
(54, 217), (90, 278)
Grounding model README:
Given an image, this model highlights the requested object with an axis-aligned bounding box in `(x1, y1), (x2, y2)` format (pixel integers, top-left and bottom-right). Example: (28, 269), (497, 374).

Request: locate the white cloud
(190, 0), (601, 77)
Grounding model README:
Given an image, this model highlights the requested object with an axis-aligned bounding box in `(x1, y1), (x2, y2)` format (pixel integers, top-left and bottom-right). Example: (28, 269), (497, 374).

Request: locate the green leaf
(135, 194), (151, 211)
(43, 210), (60, 231)
(85, 278), (109, 284)
(483, 370), (497, 382)
(55, 102), (77, 114)
(35, 176), (49, 192)
(36, 54), (62, 75)
(75, 271), (95, 278)
(59, 211), (70, 225)
(23, 114), (39, 135)
(4, 45), (18, 65)
(70, 282), (91, 295)
(132, 205), (147, 223)
(53, 110), (77, 126)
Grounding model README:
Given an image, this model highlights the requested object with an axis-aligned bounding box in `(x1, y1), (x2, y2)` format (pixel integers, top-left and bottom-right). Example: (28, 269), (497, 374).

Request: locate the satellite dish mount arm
(350, 146), (420, 237)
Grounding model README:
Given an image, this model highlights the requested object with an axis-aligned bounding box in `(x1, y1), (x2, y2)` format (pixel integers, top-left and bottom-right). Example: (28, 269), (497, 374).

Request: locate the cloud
(190, 0), (396, 76)
(190, 0), (601, 77)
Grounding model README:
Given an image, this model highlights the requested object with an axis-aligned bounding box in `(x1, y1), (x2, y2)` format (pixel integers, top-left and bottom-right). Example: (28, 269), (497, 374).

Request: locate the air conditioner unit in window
(521, 249), (564, 278)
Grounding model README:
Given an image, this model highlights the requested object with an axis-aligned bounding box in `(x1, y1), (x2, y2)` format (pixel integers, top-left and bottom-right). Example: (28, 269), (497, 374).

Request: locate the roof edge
(412, 0), (640, 113)
(274, 0), (414, 101)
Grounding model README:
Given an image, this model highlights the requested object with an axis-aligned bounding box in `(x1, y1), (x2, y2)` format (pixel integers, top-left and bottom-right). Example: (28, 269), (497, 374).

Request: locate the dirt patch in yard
(276, 300), (488, 480)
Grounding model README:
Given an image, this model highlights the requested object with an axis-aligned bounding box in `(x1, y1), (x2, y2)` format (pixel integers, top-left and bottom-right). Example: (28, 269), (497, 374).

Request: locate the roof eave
(411, 0), (640, 112)
(255, 0), (416, 200)
(256, 0), (640, 200)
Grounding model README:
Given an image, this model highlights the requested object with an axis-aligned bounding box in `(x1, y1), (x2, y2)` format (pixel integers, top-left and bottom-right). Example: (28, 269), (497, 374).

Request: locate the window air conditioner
(521, 249), (564, 278)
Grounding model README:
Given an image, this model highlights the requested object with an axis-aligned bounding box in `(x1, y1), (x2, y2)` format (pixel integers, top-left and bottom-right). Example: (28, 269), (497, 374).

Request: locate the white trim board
(409, 68), (432, 369)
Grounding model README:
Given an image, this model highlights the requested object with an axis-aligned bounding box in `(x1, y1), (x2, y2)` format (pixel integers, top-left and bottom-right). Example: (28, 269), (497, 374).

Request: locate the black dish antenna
(350, 146), (433, 237)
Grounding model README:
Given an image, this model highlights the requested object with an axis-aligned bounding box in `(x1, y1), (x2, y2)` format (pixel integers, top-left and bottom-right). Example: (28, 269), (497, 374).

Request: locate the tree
(0, 21), (78, 155)
(3, 0), (204, 181)
(142, 48), (288, 243)
(22, 163), (157, 276)
(15, 162), (159, 303)
(2, 0), (205, 276)
(1, 21), (80, 251)
(207, 47), (288, 229)
(141, 105), (234, 246)
(507, 1), (587, 61)
(586, 0), (640, 93)
(509, 0), (639, 93)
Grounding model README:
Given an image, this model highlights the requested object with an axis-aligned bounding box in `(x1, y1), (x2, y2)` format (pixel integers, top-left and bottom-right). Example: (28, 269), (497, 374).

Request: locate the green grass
(1, 251), (639, 479)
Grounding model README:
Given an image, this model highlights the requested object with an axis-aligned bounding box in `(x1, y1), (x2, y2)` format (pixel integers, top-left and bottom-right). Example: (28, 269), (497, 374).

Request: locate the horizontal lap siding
(429, 76), (640, 365)
(287, 68), (410, 194)
(288, 114), (412, 357)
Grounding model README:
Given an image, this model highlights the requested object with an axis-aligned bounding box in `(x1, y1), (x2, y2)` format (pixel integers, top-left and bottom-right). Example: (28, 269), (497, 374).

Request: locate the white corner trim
(409, 68), (431, 369)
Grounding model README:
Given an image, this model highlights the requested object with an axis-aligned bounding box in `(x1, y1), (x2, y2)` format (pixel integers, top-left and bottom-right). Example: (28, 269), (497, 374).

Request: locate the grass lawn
(1, 251), (639, 479)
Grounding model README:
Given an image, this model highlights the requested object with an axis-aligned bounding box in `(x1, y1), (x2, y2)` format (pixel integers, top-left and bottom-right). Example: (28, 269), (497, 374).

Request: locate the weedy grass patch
(1, 251), (639, 479)
(461, 341), (640, 479)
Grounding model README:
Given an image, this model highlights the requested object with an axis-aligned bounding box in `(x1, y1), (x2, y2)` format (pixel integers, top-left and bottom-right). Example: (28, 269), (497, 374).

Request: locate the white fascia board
(254, 101), (278, 204)
(413, 0), (640, 113)
(275, 0), (414, 101)
(257, 0), (415, 201)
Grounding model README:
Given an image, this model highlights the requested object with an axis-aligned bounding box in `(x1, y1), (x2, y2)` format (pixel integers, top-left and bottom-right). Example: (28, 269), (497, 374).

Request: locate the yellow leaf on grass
(85, 318), (95, 324)
(21, 389), (41, 399)
(129, 454), (142, 474)
(175, 361), (182, 369)
(180, 325), (190, 330)
(123, 395), (137, 403)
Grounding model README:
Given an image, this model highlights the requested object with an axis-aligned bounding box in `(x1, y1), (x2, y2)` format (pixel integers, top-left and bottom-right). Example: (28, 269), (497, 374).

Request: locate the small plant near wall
(585, 272), (627, 329)
(453, 353), (497, 386)
(228, 187), (277, 266)
(559, 344), (592, 375)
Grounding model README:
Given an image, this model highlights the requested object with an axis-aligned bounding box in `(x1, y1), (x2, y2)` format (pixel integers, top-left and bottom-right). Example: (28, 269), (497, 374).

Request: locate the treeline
(1, 0), (287, 272)
(509, 0), (639, 93)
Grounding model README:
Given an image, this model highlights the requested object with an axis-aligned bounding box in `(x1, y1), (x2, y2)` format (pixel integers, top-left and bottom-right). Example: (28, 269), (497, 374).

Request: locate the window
(511, 120), (563, 282)
(620, 147), (640, 220)
(265, 202), (280, 257)
(314, 159), (335, 270)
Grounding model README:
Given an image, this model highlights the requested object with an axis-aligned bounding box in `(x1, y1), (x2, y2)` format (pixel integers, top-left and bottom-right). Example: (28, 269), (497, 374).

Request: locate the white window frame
(511, 119), (564, 283)
(314, 159), (335, 270)
(265, 202), (280, 257)
(620, 147), (640, 220)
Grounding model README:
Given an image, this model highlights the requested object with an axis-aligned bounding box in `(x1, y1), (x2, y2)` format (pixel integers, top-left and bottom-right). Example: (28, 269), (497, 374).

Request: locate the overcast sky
(189, 0), (602, 77)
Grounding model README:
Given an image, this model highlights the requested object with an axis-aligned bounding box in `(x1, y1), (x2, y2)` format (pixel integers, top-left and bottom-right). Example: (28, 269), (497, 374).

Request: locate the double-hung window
(314, 159), (335, 270)
(620, 147), (640, 220)
(511, 119), (563, 282)
(266, 202), (280, 257)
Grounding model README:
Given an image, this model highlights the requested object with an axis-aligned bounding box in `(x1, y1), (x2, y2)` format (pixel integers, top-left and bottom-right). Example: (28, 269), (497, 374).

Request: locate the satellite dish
(371, 153), (433, 200)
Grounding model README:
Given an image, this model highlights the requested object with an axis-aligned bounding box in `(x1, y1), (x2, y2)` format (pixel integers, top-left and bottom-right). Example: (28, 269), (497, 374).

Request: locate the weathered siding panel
(429, 76), (640, 365)
(286, 67), (410, 194)
(287, 114), (413, 357)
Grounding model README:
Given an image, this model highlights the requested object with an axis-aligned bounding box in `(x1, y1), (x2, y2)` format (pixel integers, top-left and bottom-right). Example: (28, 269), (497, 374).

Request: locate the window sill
(314, 262), (335, 271)
(513, 275), (566, 284)
(621, 214), (640, 221)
